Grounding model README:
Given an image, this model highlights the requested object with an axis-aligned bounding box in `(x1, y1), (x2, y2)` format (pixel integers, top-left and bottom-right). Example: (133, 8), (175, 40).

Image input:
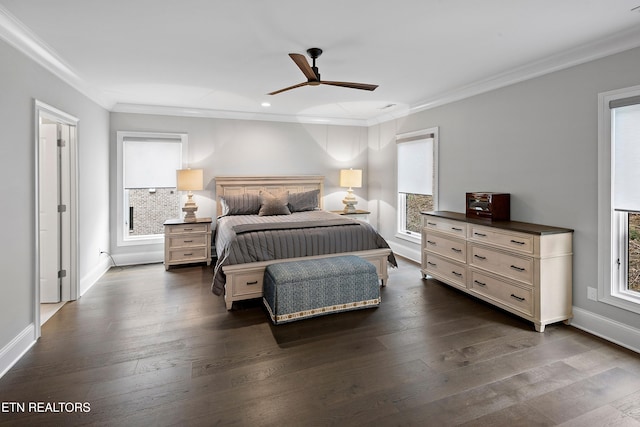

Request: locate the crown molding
(0, 5), (114, 110)
(368, 24), (640, 126)
(111, 103), (371, 127)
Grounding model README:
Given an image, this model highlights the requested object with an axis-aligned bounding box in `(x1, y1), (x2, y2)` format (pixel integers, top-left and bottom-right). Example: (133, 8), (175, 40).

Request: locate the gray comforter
(211, 210), (397, 295)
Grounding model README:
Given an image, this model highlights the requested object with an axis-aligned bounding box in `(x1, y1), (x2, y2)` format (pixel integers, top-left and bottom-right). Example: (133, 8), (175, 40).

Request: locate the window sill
(395, 231), (421, 245)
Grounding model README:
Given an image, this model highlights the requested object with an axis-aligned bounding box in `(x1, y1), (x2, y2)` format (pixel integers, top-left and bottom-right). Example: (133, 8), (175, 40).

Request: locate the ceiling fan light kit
(269, 48), (378, 95)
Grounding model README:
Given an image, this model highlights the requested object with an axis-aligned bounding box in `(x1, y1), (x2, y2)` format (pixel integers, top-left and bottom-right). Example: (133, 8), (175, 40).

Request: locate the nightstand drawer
(167, 247), (208, 263)
(166, 234), (208, 249)
(469, 270), (533, 317)
(166, 223), (209, 235)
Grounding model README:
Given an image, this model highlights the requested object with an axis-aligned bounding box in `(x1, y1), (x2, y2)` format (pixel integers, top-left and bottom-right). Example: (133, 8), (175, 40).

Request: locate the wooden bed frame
(214, 175), (391, 310)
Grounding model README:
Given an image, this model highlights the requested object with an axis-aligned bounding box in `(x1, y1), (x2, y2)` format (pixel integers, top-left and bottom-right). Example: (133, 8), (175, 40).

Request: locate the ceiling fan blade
(268, 81), (309, 95)
(289, 53), (318, 81)
(321, 81), (378, 91)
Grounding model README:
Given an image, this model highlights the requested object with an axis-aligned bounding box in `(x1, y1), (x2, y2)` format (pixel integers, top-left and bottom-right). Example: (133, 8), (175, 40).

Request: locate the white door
(39, 121), (72, 303)
(58, 123), (72, 300)
(39, 121), (60, 303)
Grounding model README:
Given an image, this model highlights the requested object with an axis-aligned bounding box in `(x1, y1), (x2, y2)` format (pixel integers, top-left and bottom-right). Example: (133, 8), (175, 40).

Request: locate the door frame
(34, 100), (79, 338)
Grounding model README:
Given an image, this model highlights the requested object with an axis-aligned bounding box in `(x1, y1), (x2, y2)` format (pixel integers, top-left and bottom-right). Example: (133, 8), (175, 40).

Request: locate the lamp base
(182, 194), (198, 222)
(342, 192), (358, 214)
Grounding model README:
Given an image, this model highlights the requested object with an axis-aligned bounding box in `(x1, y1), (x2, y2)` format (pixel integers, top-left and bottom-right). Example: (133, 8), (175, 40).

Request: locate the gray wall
(0, 39), (110, 350)
(369, 46), (640, 333)
(109, 113), (369, 263)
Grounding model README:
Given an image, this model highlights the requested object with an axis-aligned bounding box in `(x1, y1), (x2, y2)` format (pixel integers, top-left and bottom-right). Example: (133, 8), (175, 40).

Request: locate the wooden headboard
(214, 175), (325, 217)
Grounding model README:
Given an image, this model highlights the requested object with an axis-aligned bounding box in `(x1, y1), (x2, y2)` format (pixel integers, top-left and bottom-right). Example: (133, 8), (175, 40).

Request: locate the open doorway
(35, 101), (78, 336)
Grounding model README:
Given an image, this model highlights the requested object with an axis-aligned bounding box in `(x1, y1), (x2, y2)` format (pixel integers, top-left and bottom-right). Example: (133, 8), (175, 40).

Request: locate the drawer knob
(427, 240), (436, 245)
(474, 232), (487, 237)
(473, 279), (487, 287)
(183, 228), (193, 231)
(183, 240), (193, 243)
(451, 227), (463, 231)
(510, 294), (526, 302)
(474, 254), (487, 260)
(183, 253), (193, 256)
(451, 247), (462, 253)
(452, 271), (463, 277)
(427, 261), (437, 267)
(246, 280), (259, 285)
(510, 239), (526, 245)
(510, 265), (526, 272)
(427, 222), (437, 226)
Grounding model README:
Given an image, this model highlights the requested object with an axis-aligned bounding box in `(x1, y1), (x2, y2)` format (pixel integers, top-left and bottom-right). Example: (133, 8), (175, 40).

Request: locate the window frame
(598, 85), (640, 313)
(116, 131), (188, 247)
(395, 127), (439, 244)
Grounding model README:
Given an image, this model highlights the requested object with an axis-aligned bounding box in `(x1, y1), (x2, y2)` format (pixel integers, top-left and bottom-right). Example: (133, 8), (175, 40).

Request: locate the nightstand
(163, 217), (212, 270)
(330, 210), (371, 222)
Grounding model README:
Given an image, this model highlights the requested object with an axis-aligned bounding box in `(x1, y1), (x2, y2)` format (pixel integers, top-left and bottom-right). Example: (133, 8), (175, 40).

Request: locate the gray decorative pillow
(219, 193), (261, 216)
(288, 189), (320, 212)
(258, 191), (291, 216)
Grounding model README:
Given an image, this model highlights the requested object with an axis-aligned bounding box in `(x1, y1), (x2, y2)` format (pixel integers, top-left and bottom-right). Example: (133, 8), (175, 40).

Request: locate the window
(598, 86), (640, 313)
(116, 131), (188, 247)
(396, 128), (438, 243)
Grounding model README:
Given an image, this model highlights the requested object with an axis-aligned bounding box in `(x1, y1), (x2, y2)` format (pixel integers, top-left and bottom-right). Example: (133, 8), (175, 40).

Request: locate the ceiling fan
(268, 48), (378, 95)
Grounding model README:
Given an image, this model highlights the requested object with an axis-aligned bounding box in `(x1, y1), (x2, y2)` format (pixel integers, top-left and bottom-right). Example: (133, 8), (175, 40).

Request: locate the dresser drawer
(166, 234), (208, 249)
(424, 233), (466, 263)
(167, 247), (208, 263)
(423, 216), (467, 239)
(166, 223), (209, 235)
(468, 244), (533, 285)
(468, 225), (534, 255)
(229, 271), (264, 297)
(469, 270), (533, 317)
(424, 253), (467, 289)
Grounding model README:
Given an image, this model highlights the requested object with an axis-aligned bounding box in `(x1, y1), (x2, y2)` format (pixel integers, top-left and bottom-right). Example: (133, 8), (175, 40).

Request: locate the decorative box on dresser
(421, 211), (573, 332)
(164, 218), (212, 270)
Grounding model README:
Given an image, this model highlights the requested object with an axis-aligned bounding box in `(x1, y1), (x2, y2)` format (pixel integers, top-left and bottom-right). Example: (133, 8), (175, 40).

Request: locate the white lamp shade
(176, 169), (204, 191)
(340, 169), (362, 188)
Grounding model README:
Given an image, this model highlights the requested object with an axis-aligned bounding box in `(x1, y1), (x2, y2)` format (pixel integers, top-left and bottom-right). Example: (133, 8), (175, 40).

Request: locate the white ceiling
(1, 0), (640, 125)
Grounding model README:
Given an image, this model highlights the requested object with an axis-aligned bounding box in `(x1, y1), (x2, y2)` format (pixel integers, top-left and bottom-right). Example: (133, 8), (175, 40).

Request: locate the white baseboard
(111, 250), (163, 267)
(387, 241), (421, 264)
(79, 256), (112, 297)
(0, 324), (36, 379)
(571, 306), (640, 354)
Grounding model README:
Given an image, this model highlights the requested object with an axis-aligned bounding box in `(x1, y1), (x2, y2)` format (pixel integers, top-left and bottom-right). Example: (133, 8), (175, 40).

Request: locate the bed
(211, 175), (397, 309)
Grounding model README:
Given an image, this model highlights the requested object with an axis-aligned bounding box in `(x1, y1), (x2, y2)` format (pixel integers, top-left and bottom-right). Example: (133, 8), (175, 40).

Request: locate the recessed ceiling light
(261, 102), (271, 107)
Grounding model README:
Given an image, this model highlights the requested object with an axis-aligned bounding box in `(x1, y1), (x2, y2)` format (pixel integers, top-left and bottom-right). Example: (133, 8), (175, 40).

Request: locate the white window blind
(123, 140), (182, 189)
(397, 136), (433, 195)
(612, 102), (640, 212)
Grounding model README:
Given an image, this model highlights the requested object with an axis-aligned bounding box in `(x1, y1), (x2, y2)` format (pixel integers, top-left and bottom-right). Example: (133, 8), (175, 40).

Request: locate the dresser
(421, 211), (573, 332)
(163, 218), (212, 270)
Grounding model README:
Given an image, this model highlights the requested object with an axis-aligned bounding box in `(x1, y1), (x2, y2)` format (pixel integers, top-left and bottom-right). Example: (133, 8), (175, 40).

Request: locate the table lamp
(176, 168), (203, 222)
(339, 168), (362, 213)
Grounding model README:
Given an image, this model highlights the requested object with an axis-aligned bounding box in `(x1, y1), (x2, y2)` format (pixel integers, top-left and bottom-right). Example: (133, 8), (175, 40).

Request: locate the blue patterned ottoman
(263, 255), (381, 324)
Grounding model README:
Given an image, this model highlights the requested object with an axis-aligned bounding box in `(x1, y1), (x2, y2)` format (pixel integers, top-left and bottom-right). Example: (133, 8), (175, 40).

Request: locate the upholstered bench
(263, 255), (381, 324)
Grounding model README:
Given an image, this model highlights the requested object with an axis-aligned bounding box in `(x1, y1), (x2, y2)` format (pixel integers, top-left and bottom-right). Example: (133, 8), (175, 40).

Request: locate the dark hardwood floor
(1, 257), (640, 426)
